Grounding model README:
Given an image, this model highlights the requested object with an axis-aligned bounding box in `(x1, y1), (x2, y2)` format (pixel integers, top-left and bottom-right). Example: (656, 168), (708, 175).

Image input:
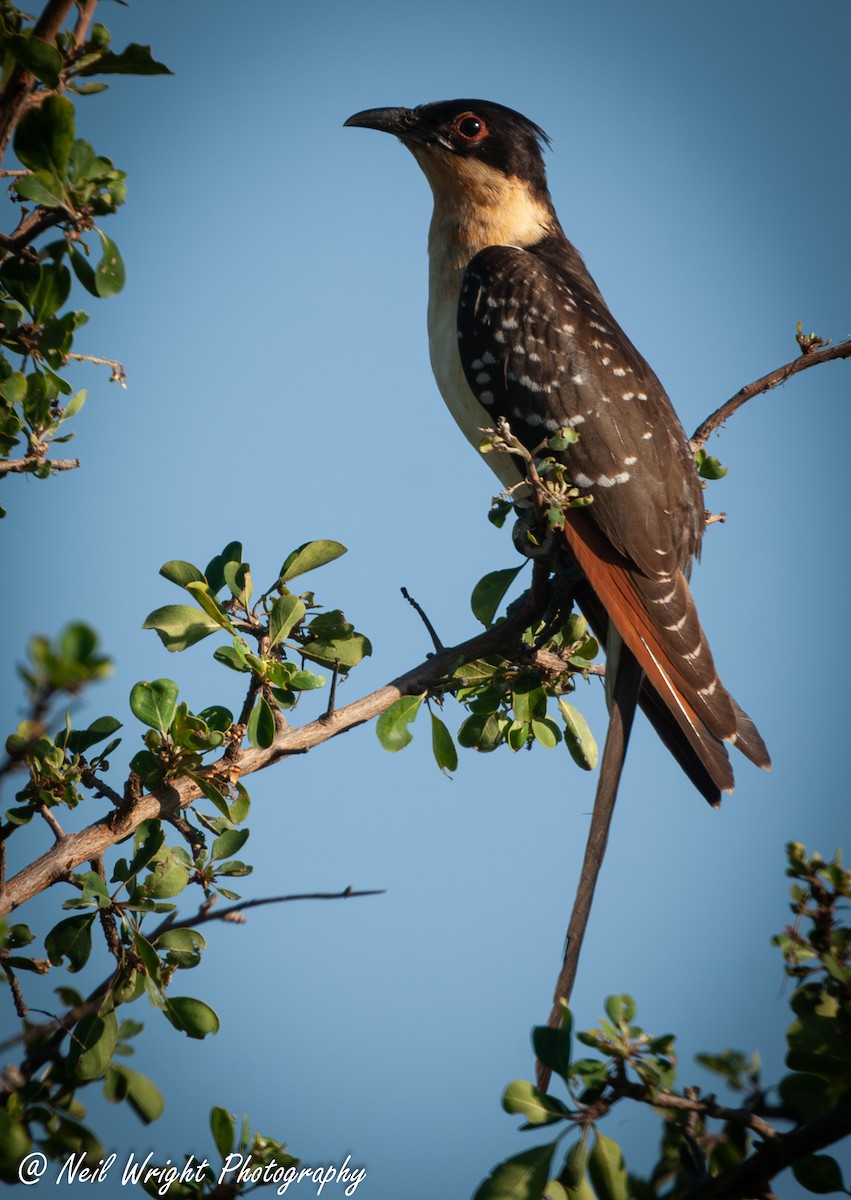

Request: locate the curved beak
(344, 106), (425, 143)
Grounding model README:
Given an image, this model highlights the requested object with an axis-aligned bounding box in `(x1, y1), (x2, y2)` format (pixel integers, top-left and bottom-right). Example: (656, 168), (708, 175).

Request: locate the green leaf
(13, 94), (75, 176)
(106, 1065), (164, 1124)
(778, 1072), (834, 1122)
(558, 700), (598, 771)
(66, 714), (122, 756)
(6, 33), (63, 87)
(430, 711), (458, 775)
(588, 1132), (628, 1200)
(558, 1138), (590, 1193)
(247, 696), (276, 749)
(78, 43), (173, 76)
(376, 694), (425, 752)
(695, 449), (728, 480)
(69, 1009), (119, 1080)
(91, 229), (125, 297)
(184, 583), (236, 632)
(145, 854), (190, 899)
(156, 927), (206, 969)
(473, 1141), (559, 1200)
(533, 1013), (573, 1081)
(471, 565), (523, 627)
(502, 1080), (569, 1127)
(159, 560), (206, 589)
(792, 1155), (848, 1195)
(279, 539), (347, 582)
(205, 542), (243, 594)
(163, 996), (220, 1039)
(210, 1106), (234, 1159)
(604, 994), (637, 1026)
(531, 718), (560, 749)
(143, 604), (223, 651)
(211, 829), (249, 862)
(45, 913), (95, 972)
(130, 679), (179, 734)
(269, 594), (306, 648)
(14, 168), (66, 208)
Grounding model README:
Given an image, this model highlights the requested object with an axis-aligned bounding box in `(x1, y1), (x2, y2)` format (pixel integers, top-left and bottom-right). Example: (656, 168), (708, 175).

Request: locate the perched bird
(344, 99), (770, 807)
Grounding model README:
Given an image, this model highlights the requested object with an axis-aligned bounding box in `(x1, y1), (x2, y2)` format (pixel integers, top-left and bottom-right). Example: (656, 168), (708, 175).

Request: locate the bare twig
(37, 804), (65, 841)
(65, 352), (127, 386)
(401, 587), (444, 651)
(690, 336), (851, 453)
(0, 455), (80, 477)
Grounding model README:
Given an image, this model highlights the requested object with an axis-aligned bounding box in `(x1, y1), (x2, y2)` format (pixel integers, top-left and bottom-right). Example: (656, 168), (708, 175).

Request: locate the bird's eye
(453, 112), (488, 142)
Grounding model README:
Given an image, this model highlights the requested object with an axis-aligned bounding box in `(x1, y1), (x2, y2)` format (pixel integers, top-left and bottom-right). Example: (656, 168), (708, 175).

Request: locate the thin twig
(37, 804), (65, 841)
(0, 456), (80, 477)
(690, 336), (851, 453)
(401, 587), (444, 651)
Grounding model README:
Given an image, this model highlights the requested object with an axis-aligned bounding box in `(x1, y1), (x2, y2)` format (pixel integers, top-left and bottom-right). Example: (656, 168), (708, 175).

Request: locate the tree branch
(690, 336), (851, 453)
(0, 455), (80, 477)
(0, 0), (78, 162)
(681, 1101), (851, 1200)
(0, 587), (549, 916)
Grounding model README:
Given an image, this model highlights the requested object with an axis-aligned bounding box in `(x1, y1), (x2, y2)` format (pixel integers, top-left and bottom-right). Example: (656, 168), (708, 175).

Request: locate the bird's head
(345, 100), (555, 240)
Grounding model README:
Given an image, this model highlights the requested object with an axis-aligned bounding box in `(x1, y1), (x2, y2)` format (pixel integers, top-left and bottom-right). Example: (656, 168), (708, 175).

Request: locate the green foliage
(0, 526), (368, 1178)
(0, 2), (169, 513)
(376, 574), (600, 777)
(479, 844), (851, 1199)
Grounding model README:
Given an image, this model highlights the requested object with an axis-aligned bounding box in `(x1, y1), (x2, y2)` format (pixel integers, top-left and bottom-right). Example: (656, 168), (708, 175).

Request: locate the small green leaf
(163, 996), (220, 1039)
(145, 854), (189, 899)
(792, 1155), (848, 1195)
(430, 711), (458, 775)
(65, 714), (122, 756)
(269, 594), (306, 648)
(14, 168), (66, 208)
(143, 604), (223, 651)
(471, 565), (523, 627)
(13, 94), (75, 176)
(211, 829), (249, 862)
(78, 43), (173, 76)
(106, 1065), (164, 1124)
(604, 994), (637, 1026)
(69, 1009), (119, 1081)
(6, 33), (64, 87)
(588, 1132), (628, 1200)
(159, 560), (206, 589)
(473, 1141), (559, 1200)
(558, 700), (598, 770)
(533, 1013), (573, 1081)
(502, 1080), (569, 1127)
(90, 229), (125, 297)
(45, 913), (95, 972)
(376, 694), (425, 752)
(279, 539), (347, 582)
(210, 1106), (234, 1159)
(129, 679), (179, 734)
(246, 696), (276, 749)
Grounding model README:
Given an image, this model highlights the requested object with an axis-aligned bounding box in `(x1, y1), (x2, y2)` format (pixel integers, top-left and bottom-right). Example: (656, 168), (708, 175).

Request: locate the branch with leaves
(475, 843), (851, 1200)
(0, 1), (170, 515)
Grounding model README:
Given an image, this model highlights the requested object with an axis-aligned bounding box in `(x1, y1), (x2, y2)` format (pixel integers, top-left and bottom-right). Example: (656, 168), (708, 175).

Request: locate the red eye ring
(453, 112), (488, 142)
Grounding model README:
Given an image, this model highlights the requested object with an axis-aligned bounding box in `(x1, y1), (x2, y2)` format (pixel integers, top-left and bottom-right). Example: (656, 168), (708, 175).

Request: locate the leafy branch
(476, 844), (851, 1200)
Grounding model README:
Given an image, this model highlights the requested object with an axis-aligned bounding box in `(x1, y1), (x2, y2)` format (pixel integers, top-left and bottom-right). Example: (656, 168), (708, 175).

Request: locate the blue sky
(2, 1), (850, 1196)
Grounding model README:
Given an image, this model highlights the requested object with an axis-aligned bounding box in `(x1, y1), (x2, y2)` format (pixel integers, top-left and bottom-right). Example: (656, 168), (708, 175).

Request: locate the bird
(345, 98), (770, 810)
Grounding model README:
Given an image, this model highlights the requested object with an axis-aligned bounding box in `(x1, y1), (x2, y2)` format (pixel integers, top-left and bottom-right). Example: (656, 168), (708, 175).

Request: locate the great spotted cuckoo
(345, 99), (770, 808)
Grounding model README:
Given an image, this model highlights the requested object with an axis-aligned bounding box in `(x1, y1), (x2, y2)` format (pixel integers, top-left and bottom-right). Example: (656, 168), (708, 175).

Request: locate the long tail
(562, 509), (770, 793)
(536, 643), (643, 1092)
